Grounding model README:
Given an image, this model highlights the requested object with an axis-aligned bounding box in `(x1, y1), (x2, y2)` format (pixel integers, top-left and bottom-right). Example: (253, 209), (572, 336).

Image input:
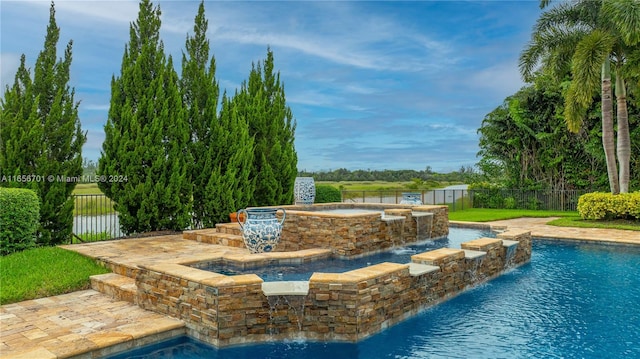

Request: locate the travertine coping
(502, 239), (519, 248)
(411, 247), (465, 265)
(408, 262), (440, 276)
(140, 263), (262, 286)
(412, 212), (434, 218)
(384, 209), (412, 215)
(309, 262), (409, 283)
(463, 249), (486, 260)
(497, 228), (531, 239)
(461, 237), (503, 252)
(262, 281), (310, 296)
(174, 248), (332, 270)
(216, 248), (332, 265)
(286, 209), (381, 218)
(412, 205), (448, 211)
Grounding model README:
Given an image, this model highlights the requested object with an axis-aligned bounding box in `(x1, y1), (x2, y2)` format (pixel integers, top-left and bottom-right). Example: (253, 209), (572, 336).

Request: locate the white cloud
(0, 53), (21, 89)
(468, 61), (526, 99)
(54, 0), (139, 25)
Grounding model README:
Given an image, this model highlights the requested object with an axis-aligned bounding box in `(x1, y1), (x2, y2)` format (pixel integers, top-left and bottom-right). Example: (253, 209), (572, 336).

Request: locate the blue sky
(1, 0), (541, 173)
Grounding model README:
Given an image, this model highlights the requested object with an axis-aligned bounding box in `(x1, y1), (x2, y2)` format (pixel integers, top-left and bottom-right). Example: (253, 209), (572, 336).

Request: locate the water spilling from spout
(502, 240), (519, 268)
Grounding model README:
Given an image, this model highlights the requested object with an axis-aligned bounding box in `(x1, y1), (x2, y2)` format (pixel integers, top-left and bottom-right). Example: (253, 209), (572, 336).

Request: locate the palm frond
(571, 29), (615, 95)
(519, 27), (588, 81)
(563, 83), (589, 133)
(602, 0), (640, 46)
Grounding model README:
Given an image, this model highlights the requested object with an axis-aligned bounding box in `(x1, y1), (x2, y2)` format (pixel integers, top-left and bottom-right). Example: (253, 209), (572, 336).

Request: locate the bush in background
(578, 192), (640, 220)
(0, 188), (40, 255)
(315, 185), (341, 203)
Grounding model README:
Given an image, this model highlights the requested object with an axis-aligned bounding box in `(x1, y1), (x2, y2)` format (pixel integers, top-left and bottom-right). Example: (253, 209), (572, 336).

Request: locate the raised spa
(133, 203), (533, 347)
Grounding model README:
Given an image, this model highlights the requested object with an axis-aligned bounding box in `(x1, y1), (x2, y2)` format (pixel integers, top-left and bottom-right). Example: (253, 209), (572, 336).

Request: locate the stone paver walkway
(1, 220), (637, 358)
(0, 290), (184, 359)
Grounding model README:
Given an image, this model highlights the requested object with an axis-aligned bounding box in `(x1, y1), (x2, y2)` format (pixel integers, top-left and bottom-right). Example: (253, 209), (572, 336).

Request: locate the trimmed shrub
(577, 192), (640, 220)
(315, 185), (341, 203)
(0, 188), (40, 255)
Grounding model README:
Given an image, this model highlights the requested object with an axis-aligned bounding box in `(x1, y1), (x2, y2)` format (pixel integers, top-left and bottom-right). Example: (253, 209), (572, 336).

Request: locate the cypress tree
(99, 0), (191, 234)
(241, 48), (297, 206)
(180, 1), (220, 228)
(0, 2), (85, 246)
(204, 91), (254, 225)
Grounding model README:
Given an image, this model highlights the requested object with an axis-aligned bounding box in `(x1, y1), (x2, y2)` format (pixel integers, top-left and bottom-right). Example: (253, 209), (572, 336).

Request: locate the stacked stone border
(185, 203), (449, 257)
(135, 228), (531, 347)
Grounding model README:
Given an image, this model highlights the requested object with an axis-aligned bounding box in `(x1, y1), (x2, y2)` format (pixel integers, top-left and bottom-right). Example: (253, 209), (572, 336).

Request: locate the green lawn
(0, 247), (110, 305)
(72, 183), (104, 195)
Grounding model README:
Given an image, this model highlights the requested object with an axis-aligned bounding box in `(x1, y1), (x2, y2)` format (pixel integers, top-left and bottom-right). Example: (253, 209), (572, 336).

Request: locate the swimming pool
(105, 239), (640, 358)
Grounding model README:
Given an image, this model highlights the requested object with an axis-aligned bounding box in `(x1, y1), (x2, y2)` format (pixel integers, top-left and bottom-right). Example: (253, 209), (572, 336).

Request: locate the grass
(74, 194), (116, 216)
(72, 183), (104, 195)
(72, 231), (116, 244)
(547, 217), (640, 231)
(0, 246), (110, 305)
(73, 183), (117, 215)
(448, 208), (639, 231)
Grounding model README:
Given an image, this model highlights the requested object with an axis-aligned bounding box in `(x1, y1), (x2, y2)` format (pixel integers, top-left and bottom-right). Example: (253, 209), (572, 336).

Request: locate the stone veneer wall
(276, 203), (449, 256)
(135, 229), (531, 347)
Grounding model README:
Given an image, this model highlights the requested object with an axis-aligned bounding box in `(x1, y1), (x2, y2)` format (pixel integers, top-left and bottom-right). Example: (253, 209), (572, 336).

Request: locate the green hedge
(0, 188), (40, 255)
(577, 192), (640, 220)
(315, 185), (342, 203)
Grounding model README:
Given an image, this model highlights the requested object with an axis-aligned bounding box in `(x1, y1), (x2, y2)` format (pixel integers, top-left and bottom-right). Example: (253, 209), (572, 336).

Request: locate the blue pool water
(105, 237), (640, 359)
(199, 227), (495, 281)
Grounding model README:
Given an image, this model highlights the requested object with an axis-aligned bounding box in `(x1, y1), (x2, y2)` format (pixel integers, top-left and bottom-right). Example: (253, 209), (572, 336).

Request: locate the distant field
(317, 181), (458, 191)
(73, 183), (104, 195)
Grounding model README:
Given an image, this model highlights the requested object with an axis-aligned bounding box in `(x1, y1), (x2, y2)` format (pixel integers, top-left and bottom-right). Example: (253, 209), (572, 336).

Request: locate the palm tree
(520, 0), (640, 193)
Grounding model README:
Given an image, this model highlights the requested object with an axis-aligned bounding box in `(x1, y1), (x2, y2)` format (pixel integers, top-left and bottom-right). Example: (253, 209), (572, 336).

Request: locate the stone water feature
(126, 204), (533, 347)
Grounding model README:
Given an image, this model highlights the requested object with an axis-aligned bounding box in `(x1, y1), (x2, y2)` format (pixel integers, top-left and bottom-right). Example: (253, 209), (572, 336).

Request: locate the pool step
(215, 222), (242, 236)
(91, 273), (137, 304)
(182, 225), (244, 248)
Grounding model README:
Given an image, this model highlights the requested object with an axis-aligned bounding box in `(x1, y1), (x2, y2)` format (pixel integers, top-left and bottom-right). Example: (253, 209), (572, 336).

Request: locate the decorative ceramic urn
(294, 177), (316, 205)
(400, 192), (423, 205)
(237, 208), (286, 253)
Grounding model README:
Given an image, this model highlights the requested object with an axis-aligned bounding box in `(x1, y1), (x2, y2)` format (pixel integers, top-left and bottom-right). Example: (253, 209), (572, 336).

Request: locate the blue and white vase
(237, 208), (286, 253)
(400, 192), (423, 205)
(294, 177), (315, 205)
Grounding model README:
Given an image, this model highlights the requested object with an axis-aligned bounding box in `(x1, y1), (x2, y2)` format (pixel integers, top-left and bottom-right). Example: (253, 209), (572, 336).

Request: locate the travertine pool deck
(1, 219), (638, 358)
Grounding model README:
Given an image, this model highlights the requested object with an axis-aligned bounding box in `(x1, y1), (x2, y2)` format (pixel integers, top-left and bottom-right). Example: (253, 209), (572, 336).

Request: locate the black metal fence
(340, 189), (586, 212)
(72, 194), (121, 243)
(72, 189), (585, 242)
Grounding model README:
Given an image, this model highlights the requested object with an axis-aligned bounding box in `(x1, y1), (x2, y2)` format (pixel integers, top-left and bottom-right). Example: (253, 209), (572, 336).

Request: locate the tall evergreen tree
(99, 0), (191, 234)
(180, 1), (253, 227)
(240, 48), (297, 206)
(0, 2), (85, 245)
(202, 91), (254, 225)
